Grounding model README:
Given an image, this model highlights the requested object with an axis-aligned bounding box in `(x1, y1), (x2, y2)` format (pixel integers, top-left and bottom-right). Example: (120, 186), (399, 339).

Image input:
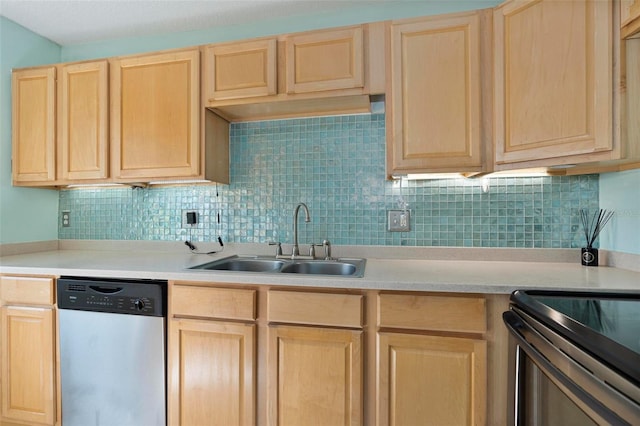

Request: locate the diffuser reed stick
(580, 208), (614, 248)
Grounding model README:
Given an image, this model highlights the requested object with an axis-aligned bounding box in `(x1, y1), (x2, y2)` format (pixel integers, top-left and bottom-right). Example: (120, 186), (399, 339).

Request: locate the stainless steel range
(503, 290), (640, 425)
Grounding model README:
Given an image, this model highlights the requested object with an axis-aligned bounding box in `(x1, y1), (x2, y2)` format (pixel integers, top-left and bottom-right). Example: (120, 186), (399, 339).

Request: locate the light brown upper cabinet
(11, 66), (56, 185)
(204, 38), (277, 101)
(12, 61), (110, 187)
(110, 49), (201, 181)
(58, 60), (109, 182)
(285, 26), (364, 94)
(386, 11), (490, 176)
(494, 0), (614, 168)
(622, 0), (640, 37)
(204, 24), (385, 122)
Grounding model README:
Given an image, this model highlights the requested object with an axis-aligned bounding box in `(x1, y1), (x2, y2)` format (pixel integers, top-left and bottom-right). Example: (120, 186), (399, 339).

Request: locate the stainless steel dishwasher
(57, 276), (167, 426)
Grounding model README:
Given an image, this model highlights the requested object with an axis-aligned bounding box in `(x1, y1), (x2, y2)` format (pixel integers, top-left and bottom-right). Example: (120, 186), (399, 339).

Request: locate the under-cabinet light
(392, 168), (554, 181)
(392, 173), (466, 180)
(66, 183), (128, 188)
(482, 168), (553, 178)
(147, 179), (213, 185)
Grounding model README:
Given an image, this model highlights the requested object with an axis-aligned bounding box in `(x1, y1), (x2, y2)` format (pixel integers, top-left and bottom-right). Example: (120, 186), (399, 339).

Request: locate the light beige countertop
(1, 241), (639, 294)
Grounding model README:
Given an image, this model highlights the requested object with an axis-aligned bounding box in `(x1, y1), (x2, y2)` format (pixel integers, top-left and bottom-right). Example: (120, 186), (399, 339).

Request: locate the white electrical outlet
(62, 210), (71, 227)
(388, 210), (410, 232)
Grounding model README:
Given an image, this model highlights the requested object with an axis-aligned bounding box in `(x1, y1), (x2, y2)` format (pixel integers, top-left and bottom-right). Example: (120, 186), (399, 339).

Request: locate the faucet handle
(268, 241), (283, 256)
(322, 239), (334, 260)
(309, 243), (325, 259)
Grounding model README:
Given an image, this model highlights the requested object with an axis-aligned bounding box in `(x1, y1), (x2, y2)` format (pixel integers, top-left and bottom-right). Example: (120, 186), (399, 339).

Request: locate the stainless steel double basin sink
(188, 255), (366, 278)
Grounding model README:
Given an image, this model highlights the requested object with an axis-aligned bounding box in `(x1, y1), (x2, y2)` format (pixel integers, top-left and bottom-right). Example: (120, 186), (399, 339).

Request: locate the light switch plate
(388, 210), (410, 232)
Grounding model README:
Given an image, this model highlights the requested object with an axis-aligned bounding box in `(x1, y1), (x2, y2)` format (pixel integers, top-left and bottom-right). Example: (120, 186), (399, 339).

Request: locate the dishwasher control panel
(57, 277), (166, 317)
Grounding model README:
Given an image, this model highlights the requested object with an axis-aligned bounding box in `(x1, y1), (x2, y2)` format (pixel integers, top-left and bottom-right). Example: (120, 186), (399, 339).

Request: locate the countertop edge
(1, 246), (639, 295)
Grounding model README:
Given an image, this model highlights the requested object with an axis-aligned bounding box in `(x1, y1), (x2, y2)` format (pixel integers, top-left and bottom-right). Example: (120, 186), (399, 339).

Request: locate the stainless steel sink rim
(188, 255), (366, 277)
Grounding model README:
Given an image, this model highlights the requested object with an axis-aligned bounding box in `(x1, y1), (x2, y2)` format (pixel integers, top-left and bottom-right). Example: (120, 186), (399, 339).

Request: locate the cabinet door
(268, 325), (362, 426)
(378, 332), (486, 426)
(59, 60), (109, 181)
(0, 306), (55, 425)
(494, 0), (612, 165)
(204, 39), (277, 101)
(111, 49), (200, 180)
(168, 319), (255, 426)
(11, 67), (56, 184)
(285, 27), (364, 94)
(387, 13), (483, 174)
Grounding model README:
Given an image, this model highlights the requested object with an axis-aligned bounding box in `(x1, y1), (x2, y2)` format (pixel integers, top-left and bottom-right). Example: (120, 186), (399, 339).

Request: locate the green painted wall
(0, 17), (61, 243)
(599, 169), (640, 255)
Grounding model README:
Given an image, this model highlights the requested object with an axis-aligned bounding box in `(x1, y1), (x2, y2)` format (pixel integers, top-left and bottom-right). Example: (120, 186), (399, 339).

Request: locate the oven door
(503, 309), (640, 426)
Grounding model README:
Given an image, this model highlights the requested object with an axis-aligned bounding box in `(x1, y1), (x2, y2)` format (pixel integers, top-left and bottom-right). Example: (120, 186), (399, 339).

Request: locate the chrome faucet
(292, 203), (311, 258)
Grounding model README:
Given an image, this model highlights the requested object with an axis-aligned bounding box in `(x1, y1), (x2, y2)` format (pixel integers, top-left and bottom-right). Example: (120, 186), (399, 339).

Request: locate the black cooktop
(511, 290), (640, 385)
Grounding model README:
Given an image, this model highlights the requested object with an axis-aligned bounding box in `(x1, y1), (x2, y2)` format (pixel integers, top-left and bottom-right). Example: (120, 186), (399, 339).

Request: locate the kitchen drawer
(171, 284), (256, 321)
(268, 290), (363, 328)
(378, 293), (486, 334)
(0, 276), (54, 306)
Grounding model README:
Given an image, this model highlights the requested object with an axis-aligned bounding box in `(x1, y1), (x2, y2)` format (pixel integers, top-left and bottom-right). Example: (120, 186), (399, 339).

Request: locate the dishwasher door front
(58, 309), (166, 426)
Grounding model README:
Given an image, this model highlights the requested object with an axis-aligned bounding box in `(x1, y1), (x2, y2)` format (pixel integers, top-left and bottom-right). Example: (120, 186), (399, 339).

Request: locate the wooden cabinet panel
(204, 39), (277, 101)
(165, 282), (503, 426)
(268, 325), (362, 426)
(268, 290), (363, 328)
(378, 332), (486, 426)
(622, 0), (640, 37)
(11, 67), (56, 184)
(494, 0), (613, 165)
(58, 60), (109, 181)
(206, 24), (384, 122)
(378, 293), (486, 333)
(0, 276), (54, 306)
(286, 27), (364, 94)
(111, 49), (200, 180)
(387, 12), (484, 174)
(171, 284), (256, 321)
(168, 319), (255, 426)
(0, 306), (55, 425)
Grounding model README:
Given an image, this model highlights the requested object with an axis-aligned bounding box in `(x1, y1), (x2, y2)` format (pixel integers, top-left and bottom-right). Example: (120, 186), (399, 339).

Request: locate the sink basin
(189, 256), (285, 272)
(281, 260), (363, 277)
(188, 256), (365, 277)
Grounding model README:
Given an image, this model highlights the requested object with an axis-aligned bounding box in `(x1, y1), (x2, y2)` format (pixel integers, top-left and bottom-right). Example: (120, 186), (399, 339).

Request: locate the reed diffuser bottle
(580, 209), (614, 266)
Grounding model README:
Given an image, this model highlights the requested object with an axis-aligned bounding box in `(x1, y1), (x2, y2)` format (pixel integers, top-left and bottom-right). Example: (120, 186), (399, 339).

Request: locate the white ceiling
(0, 0), (390, 46)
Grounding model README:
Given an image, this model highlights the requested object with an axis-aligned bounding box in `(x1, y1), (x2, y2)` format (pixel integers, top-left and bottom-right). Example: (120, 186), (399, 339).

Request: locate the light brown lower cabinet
(0, 276), (57, 426)
(266, 289), (364, 426)
(168, 319), (255, 426)
(375, 292), (503, 426)
(168, 283), (257, 426)
(267, 325), (363, 426)
(168, 283), (508, 426)
(378, 332), (486, 426)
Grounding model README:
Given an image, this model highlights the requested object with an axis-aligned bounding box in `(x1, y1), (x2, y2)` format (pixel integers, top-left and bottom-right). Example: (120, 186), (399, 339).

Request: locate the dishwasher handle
(89, 285), (123, 294)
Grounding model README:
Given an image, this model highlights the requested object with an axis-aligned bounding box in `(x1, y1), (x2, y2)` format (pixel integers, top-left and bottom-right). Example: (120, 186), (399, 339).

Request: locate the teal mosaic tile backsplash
(59, 113), (599, 248)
